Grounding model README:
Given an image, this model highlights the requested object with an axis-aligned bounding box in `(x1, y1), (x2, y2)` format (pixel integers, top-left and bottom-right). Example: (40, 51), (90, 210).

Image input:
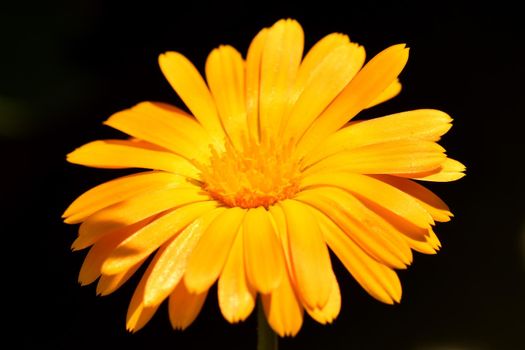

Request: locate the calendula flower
(64, 18), (465, 337)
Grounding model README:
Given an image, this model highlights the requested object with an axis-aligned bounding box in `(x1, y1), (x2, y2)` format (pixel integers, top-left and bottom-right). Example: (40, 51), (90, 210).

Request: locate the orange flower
(64, 19), (465, 336)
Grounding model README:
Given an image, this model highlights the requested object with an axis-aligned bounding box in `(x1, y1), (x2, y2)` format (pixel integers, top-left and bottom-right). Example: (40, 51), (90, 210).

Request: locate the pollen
(199, 137), (302, 209)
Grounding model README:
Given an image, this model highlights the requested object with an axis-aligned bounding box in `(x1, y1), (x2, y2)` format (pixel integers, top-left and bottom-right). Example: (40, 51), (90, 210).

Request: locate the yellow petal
(243, 207), (285, 293)
(300, 172), (433, 229)
(402, 234), (437, 255)
(143, 208), (224, 307)
(102, 201), (218, 276)
(104, 102), (211, 162)
(158, 51), (224, 144)
(63, 171), (189, 224)
(265, 205), (304, 336)
(67, 140), (199, 178)
(304, 140), (446, 176)
(279, 199), (333, 309)
(284, 36), (365, 140)
(262, 269), (304, 337)
(412, 158), (466, 182)
(125, 138), (167, 151)
(259, 19), (303, 141)
(268, 204), (293, 273)
(428, 228), (442, 250)
(305, 109), (452, 166)
(357, 197), (429, 242)
(341, 190), (437, 255)
(205, 45), (247, 148)
(365, 79), (402, 108)
(245, 28), (268, 142)
(297, 44), (410, 155)
(294, 33), (355, 88)
(373, 175), (452, 222)
(78, 223), (144, 285)
(184, 207), (246, 293)
(168, 279), (208, 330)
(218, 227), (256, 323)
(75, 187), (210, 250)
(315, 210), (402, 304)
(297, 188), (412, 269)
(97, 261), (144, 296)
(304, 269), (341, 324)
(126, 260), (160, 332)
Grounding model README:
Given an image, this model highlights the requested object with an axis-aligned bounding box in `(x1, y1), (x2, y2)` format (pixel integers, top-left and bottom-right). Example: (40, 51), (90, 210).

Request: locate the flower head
(64, 19), (465, 336)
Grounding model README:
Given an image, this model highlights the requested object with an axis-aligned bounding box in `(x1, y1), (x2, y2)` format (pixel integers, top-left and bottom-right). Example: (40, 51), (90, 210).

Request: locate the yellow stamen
(199, 137), (302, 209)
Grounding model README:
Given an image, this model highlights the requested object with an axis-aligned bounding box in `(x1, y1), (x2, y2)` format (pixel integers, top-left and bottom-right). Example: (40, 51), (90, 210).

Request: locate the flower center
(199, 138), (302, 209)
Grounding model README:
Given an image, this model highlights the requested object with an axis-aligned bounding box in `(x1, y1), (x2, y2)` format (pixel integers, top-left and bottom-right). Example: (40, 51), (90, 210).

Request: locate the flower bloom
(64, 19), (465, 336)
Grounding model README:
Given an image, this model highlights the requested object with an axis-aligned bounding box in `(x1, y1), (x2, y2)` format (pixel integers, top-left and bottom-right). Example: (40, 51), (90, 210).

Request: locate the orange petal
(268, 204), (293, 273)
(284, 35), (365, 140)
(126, 260), (160, 332)
(218, 227), (256, 323)
(143, 208), (225, 307)
(402, 234), (438, 255)
(158, 51), (224, 144)
(262, 269), (304, 337)
(304, 269), (341, 324)
(345, 192), (438, 255)
(304, 140), (446, 176)
(205, 45), (247, 148)
(168, 280), (208, 330)
(96, 260), (144, 296)
(316, 210), (402, 304)
(104, 102), (211, 162)
(259, 19), (303, 141)
(428, 228), (442, 250)
(102, 201), (218, 276)
(297, 188), (412, 269)
(301, 172), (433, 229)
(305, 109), (452, 166)
(279, 199), (333, 309)
(78, 221), (148, 285)
(411, 158), (466, 182)
(365, 79), (402, 108)
(294, 33), (356, 89)
(373, 175), (453, 222)
(245, 28), (268, 142)
(63, 171), (189, 224)
(184, 207), (246, 293)
(243, 207), (285, 293)
(297, 44), (409, 155)
(264, 205), (305, 336)
(75, 187), (210, 250)
(67, 140), (199, 178)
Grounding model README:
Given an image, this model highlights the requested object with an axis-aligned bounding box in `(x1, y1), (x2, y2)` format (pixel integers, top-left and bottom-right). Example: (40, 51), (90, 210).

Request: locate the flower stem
(257, 298), (278, 350)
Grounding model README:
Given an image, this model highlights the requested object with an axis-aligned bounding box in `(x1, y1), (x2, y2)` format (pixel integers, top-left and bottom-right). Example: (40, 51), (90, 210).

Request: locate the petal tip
(182, 275), (207, 295)
(125, 325), (138, 333)
(71, 240), (83, 251)
(143, 294), (164, 309)
(171, 324), (188, 331)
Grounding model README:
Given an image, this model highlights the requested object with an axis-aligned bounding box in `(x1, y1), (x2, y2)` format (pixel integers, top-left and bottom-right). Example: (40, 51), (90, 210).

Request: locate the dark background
(2, 1), (524, 349)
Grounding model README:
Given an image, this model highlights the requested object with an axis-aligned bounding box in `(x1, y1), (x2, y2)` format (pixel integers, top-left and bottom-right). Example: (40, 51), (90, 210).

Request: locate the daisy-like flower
(64, 19), (465, 336)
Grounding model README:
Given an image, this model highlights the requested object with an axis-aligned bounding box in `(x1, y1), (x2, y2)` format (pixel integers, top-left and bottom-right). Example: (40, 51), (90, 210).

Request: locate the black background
(2, 1), (524, 349)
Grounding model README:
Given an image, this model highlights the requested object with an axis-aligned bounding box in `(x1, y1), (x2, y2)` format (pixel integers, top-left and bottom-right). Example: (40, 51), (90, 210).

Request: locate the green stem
(257, 298), (278, 350)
